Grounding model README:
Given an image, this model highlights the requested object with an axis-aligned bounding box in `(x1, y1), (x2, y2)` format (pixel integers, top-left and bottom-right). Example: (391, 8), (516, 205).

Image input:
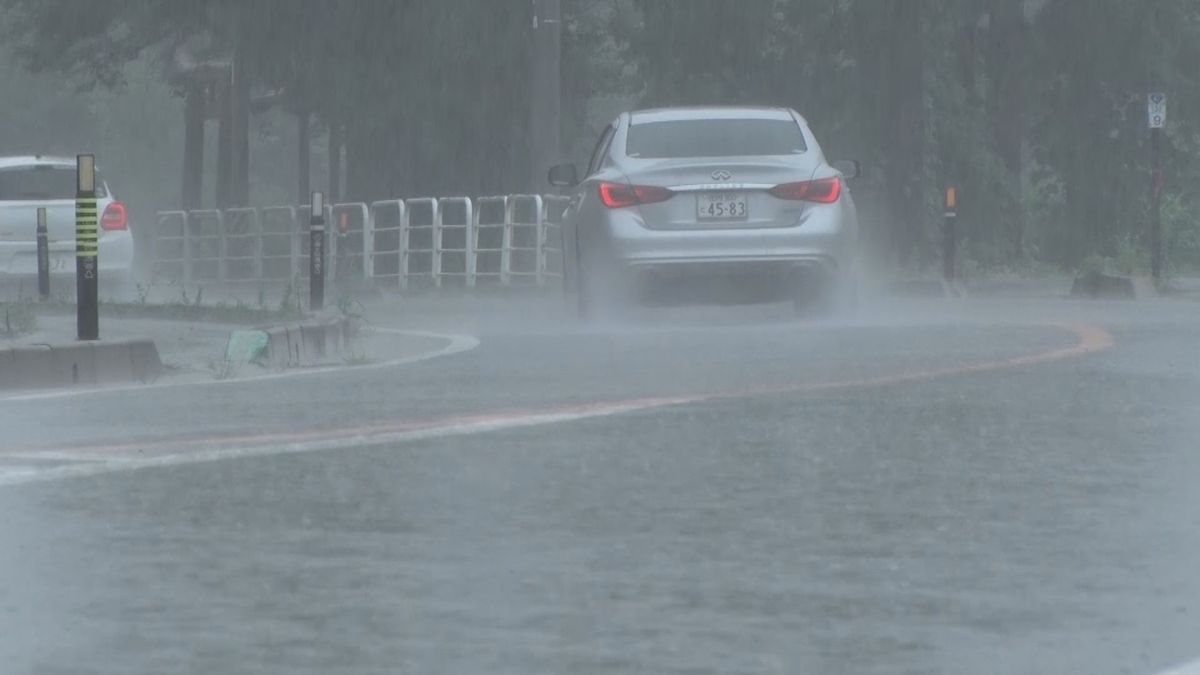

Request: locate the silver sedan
(550, 107), (860, 317)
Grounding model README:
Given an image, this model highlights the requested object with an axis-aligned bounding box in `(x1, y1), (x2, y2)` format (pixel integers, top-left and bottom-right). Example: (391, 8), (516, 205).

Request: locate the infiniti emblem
(711, 170), (732, 181)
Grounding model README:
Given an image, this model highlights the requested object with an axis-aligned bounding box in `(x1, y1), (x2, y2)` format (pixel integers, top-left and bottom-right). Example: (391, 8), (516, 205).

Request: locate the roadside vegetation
(1, 299), (37, 339)
(27, 284), (306, 326)
(3, 1), (1199, 279)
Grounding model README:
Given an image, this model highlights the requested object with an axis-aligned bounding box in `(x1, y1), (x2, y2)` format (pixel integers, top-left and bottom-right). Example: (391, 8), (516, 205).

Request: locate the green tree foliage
(4, 0), (1200, 272)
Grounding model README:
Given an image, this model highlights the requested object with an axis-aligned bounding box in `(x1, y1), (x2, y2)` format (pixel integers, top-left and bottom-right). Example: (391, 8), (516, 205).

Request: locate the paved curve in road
(1, 296), (1198, 674)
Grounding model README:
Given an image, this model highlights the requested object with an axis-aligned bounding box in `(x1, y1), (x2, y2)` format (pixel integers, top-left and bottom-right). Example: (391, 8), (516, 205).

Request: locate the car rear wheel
(576, 251), (629, 321)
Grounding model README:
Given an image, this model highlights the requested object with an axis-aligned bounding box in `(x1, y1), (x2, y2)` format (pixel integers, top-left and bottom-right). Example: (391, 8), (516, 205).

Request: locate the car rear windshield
(626, 118), (808, 158)
(0, 166), (108, 200)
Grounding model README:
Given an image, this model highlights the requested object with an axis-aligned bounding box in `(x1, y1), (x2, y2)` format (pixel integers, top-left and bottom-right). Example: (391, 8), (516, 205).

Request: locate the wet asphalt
(1, 294), (1198, 674)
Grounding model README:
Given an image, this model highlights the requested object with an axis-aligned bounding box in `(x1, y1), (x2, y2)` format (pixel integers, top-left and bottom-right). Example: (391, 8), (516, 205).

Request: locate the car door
(562, 121), (617, 291)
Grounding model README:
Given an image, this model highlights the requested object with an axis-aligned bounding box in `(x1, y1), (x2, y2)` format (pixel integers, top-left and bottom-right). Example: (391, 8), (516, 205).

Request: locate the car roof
(629, 106), (804, 125)
(0, 155), (80, 170)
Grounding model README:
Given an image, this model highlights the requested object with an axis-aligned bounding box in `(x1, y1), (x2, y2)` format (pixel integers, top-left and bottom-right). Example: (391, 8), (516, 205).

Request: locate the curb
(226, 316), (353, 369)
(887, 279), (968, 299)
(1070, 271), (1137, 300)
(0, 339), (163, 391)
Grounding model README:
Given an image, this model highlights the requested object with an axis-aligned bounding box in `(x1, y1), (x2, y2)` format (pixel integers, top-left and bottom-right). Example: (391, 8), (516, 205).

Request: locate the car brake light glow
(768, 177), (841, 204)
(101, 201), (128, 231)
(598, 182), (673, 209)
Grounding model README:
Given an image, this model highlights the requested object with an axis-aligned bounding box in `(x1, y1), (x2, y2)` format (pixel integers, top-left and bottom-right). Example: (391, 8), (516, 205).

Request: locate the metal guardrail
(153, 195), (565, 291)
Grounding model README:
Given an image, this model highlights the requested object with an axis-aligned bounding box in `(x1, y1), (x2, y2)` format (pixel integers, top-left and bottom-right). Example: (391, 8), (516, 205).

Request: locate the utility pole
(181, 81), (205, 210)
(529, 0), (562, 193)
(215, 65), (235, 210)
(329, 123), (344, 205)
(298, 110), (311, 206)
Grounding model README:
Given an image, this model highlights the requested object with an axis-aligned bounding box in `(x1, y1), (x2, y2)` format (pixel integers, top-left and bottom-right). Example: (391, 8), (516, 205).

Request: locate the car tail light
(598, 182), (673, 209)
(768, 177), (841, 204)
(101, 201), (128, 231)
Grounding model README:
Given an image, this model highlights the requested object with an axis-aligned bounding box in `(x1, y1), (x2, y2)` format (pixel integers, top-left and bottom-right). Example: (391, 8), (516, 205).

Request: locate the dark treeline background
(2, 0), (1198, 274)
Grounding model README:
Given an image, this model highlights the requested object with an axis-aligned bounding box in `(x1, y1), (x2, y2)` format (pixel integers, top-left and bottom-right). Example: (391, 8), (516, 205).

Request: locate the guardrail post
(215, 211), (227, 283)
(75, 154), (99, 341)
(252, 207), (264, 281)
(541, 194), (569, 282)
(36, 207), (50, 300)
(398, 202), (410, 290)
(464, 199), (477, 288)
(534, 195), (547, 286)
(501, 197), (514, 285)
(362, 205), (375, 282)
(182, 212), (194, 289)
(431, 199), (443, 288)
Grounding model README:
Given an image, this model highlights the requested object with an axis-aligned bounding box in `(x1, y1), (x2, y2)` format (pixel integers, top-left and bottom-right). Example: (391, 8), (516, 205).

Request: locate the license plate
(697, 192), (749, 220)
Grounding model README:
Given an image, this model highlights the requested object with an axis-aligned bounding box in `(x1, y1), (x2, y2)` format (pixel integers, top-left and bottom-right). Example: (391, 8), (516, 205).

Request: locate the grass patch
(207, 358), (238, 381)
(1, 300), (38, 339)
(343, 350), (374, 366)
(29, 298), (304, 326)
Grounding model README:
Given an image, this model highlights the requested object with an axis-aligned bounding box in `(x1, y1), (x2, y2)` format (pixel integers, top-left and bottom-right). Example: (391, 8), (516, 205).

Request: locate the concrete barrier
(0, 339), (163, 391)
(227, 316), (352, 369)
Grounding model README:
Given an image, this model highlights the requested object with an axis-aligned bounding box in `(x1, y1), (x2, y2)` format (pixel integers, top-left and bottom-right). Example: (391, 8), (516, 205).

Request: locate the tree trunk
(181, 81), (205, 210)
(328, 123), (343, 205)
(988, 0), (1026, 262)
(215, 73), (234, 210)
(345, 122), (391, 203)
(232, 55), (251, 206)
(297, 110), (311, 206)
(884, 0), (926, 267)
(528, 0), (562, 192)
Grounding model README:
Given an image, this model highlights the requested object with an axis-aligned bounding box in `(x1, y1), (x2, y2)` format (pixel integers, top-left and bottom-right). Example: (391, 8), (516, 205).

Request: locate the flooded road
(2, 297), (1198, 674)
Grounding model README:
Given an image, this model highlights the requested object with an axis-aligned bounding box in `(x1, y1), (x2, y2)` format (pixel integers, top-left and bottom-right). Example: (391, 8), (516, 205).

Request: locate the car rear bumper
(600, 201), (855, 271)
(624, 258), (836, 305)
(0, 233), (135, 279)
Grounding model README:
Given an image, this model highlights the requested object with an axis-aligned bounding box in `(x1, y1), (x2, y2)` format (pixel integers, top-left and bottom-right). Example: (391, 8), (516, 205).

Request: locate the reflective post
(943, 187), (957, 283)
(1150, 122), (1163, 284)
(309, 191), (325, 311)
(36, 207), (50, 300)
(76, 155), (99, 340)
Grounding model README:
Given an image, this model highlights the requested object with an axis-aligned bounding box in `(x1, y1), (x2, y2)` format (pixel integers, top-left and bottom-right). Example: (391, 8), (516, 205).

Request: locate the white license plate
(696, 192), (749, 220)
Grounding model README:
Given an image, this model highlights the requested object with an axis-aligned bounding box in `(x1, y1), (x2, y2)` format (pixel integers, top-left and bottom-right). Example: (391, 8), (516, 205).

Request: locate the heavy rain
(1, 1), (1200, 673)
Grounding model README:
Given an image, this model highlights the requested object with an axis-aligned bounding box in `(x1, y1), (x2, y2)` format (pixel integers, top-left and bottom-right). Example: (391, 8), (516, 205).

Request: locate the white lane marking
(0, 396), (699, 487)
(1159, 659), (1200, 675)
(0, 328), (480, 403)
(0, 322), (1113, 488)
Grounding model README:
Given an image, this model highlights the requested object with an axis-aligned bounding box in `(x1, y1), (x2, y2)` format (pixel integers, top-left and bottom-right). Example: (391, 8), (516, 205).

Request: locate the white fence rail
(152, 195), (569, 291)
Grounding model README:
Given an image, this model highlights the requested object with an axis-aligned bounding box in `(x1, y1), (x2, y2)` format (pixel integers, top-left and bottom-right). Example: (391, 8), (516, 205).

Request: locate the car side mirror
(548, 163), (580, 188)
(832, 160), (861, 180)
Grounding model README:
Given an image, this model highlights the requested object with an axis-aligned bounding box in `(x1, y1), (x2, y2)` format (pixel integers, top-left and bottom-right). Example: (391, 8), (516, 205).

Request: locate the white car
(0, 155), (135, 293)
(549, 107), (860, 316)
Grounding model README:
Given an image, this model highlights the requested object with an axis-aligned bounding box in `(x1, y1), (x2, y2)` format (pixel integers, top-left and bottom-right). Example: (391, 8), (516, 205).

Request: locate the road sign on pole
(1149, 93), (1165, 284)
(1148, 92), (1167, 129)
(76, 154), (99, 340)
(943, 187), (958, 283)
